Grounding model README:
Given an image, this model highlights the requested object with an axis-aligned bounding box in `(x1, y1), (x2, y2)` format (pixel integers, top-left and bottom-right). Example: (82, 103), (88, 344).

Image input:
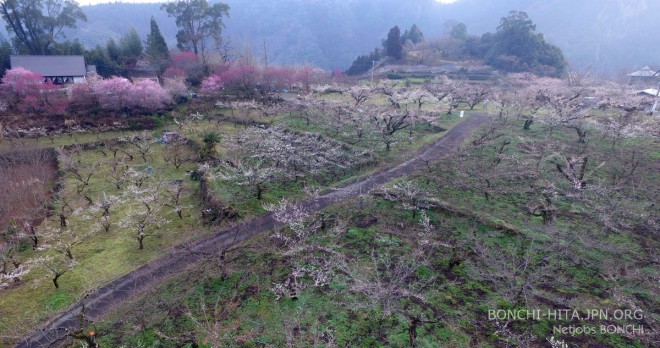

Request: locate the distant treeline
(347, 11), (566, 77)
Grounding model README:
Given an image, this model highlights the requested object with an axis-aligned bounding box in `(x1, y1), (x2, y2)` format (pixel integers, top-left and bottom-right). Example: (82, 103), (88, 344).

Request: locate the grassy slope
(89, 114), (657, 348)
(0, 94), (467, 345)
(0, 134), (206, 345)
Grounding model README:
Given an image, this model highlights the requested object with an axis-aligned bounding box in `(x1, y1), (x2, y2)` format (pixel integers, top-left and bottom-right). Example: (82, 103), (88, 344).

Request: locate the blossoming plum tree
(1, 67), (69, 114)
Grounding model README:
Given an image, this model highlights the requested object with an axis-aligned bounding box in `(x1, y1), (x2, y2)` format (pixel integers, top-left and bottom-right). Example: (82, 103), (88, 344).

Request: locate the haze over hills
(4, 0), (658, 76)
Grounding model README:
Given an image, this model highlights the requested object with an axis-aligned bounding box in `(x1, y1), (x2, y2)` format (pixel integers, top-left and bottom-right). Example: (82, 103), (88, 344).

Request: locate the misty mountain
(6, 0), (657, 76)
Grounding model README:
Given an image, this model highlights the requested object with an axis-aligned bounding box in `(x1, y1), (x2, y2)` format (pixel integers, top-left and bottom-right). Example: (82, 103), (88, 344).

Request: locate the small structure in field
(10, 55), (92, 84)
(162, 131), (182, 143)
(127, 69), (160, 84)
(627, 65), (659, 86)
(637, 88), (660, 97)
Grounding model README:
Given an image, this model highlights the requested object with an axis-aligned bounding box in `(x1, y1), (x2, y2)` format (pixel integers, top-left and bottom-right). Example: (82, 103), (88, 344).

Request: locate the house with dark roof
(127, 69), (160, 84)
(10, 55), (94, 84)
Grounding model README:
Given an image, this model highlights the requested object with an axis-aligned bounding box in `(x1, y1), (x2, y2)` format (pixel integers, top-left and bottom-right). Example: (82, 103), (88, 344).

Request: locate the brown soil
(0, 112), (157, 138)
(0, 149), (58, 234)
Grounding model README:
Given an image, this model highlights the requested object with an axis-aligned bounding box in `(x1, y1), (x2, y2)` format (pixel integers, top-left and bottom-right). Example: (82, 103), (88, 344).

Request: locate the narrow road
(16, 114), (488, 348)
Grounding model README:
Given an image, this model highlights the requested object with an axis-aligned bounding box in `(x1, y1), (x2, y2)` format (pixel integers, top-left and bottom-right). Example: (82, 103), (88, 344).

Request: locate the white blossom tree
(348, 86), (372, 106)
(118, 169), (169, 250)
(213, 158), (280, 200)
(0, 235), (31, 289)
(39, 216), (91, 260)
(36, 255), (77, 289)
(57, 147), (98, 194)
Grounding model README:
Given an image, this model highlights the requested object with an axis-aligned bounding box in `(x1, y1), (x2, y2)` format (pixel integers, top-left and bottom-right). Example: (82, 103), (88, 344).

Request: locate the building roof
(127, 69), (159, 78)
(638, 88), (660, 96)
(628, 66), (658, 77)
(10, 55), (87, 77)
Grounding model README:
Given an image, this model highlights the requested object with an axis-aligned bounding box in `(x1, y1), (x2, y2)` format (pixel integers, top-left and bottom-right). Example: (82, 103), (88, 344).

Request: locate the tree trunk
(576, 128), (587, 143)
(448, 249), (463, 270)
(408, 317), (419, 348)
(30, 233), (38, 250)
(60, 213), (67, 227)
(53, 273), (61, 289)
(542, 210), (554, 225)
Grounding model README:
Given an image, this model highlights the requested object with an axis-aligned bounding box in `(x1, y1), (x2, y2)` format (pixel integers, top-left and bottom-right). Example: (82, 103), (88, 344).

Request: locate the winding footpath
(16, 114), (488, 348)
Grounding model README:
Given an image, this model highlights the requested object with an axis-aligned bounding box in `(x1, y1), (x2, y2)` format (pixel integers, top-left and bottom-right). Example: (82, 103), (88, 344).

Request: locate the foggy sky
(78, 0), (166, 5)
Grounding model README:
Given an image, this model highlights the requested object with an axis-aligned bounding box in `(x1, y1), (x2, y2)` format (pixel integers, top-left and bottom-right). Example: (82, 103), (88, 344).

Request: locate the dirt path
(15, 114), (488, 348)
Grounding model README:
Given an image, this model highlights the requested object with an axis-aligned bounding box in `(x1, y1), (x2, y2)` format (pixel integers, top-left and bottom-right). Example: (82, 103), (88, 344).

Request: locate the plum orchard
(212, 126), (373, 200)
(184, 74), (657, 347)
(285, 82), (465, 152)
(0, 132), (199, 291)
(264, 196), (445, 347)
(7, 66), (648, 347)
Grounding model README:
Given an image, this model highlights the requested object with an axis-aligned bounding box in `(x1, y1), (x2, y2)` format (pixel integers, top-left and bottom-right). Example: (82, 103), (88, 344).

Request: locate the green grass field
(86, 112), (657, 348)
(2, 82), (657, 347)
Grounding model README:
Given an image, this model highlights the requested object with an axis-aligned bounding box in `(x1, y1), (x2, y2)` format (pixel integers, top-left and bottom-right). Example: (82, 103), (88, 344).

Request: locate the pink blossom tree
(219, 63), (259, 94)
(68, 82), (99, 114)
(2, 67), (44, 96)
(1, 67), (69, 114)
(130, 80), (172, 111)
(20, 83), (69, 114)
(200, 74), (224, 96)
(163, 76), (189, 101)
(261, 66), (292, 92)
(94, 76), (133, 111)
(93, 77), (171, 113)
(163, 52), (205, 84)
(302, 66), (327, 89)
(331, 68), (343, 81)
(293, 66), (316, 92)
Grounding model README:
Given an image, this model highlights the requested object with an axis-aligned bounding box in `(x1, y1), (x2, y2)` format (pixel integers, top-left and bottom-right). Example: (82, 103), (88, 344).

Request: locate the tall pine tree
(145, 17), (169, 67)
(119, 28), (143, 65)
(386, 26), (403, 60)
(0, 38), (13, 77)
(406, 24), (424, 44)
(106, 38), (121, 62)
(85, 45), (121, 77)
